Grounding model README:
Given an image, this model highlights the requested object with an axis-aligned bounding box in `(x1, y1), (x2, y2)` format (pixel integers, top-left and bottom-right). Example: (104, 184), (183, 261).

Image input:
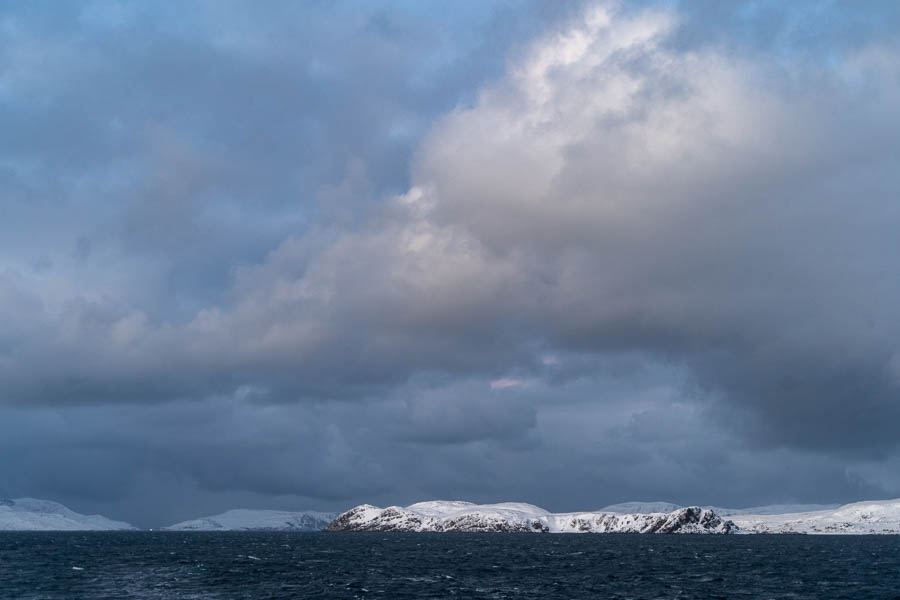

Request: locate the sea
(1, 532), (898, 599)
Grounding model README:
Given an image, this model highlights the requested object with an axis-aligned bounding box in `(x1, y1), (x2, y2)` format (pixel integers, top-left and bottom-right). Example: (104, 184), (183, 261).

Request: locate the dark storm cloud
(0, 0), (555, 318)
(0, 372), (890, 527)
(2, 0), (900, 526)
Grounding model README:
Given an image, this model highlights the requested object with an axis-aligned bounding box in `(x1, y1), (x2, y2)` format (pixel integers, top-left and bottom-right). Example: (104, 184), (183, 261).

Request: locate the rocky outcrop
(559, 506), (737, 534)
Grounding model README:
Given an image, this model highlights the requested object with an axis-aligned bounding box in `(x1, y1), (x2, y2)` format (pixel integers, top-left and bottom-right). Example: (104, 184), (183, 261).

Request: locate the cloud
(167, 0), (900, 458)
(490, 378), (530, 390)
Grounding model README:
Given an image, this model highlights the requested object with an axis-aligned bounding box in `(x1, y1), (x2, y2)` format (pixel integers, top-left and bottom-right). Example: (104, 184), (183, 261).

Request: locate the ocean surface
(1, 532), (899, 599)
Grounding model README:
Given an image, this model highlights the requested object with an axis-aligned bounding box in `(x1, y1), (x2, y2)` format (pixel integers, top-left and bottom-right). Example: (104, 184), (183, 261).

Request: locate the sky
(2, 0), (900, 528)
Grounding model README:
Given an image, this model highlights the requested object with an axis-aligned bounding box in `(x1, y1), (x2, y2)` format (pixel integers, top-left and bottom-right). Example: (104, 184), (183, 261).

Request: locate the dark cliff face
(325, 505), (426, 532)
(697, 508), (738, 534)
(647, 507), (738, 534)
(435, 514), (549, 533)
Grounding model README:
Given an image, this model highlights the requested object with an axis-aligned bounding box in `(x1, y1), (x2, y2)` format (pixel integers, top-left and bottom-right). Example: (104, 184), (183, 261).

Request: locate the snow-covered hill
(730, 499), (900, 534)
(165, 509), (337, 531)
(600, 501), (683, 514)
(710, 503), (840, 516)
(600, 501), (839, 516)
(555, 498), (900, 534)
(325, 501), (737, 534)
(0, 498), (135, 531)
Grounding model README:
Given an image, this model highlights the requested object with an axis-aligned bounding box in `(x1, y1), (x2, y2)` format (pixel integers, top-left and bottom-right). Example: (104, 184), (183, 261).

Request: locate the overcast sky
(2, 0), (900, 528)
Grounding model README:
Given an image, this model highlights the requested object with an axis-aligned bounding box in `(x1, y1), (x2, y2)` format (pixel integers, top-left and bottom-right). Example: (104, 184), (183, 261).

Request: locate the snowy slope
(711, 503), (839, 516)
(600, 501), (839, 515)
(0, 498), (135, 531)
(325, 501), (737, 534)
(601, 501), (682, 514)
(600, 499), (900, 533)
(165, 509), (337, 531)
(730, 499), (900, 534)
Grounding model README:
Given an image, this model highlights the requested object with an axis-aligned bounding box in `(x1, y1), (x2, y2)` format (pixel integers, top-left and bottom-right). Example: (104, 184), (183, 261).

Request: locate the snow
(599, 501), (840, 516)
(406, 501), (482, 517)
(8, 494), (896, 534)
(326, 501), (736, 534)
(600, 501), (683, 514)
(327, 498), (900, 535)
(599, 498), (900, 534)
(0, 498), (135, 531)
(165, 509), (337, 531)
(710, 503), (840, 516)
(730, 499), (900, 534)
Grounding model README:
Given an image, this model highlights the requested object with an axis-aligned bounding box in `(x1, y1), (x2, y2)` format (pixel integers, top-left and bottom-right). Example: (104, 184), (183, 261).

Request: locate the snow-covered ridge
(710, 504), (840, 516)
(729, 499), (900, 534)
(0, 498), (135, 531)
(599, 501), (683, 514)
(165, 509), (337, 531)
(325, 501), (737, 534)
(583, 499), (900, 534)
(599, 501), (840, 515)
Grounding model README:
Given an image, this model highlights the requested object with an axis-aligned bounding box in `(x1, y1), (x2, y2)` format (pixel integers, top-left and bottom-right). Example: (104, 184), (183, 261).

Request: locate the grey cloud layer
(2, 1), (900, 525)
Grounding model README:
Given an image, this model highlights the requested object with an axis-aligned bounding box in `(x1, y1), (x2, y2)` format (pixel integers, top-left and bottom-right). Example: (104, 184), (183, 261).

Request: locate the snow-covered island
(326, 498), (900, 535)
(0, 498), (136, 531)
(165, 509), (337, 531)
(325, 501), (738, 534)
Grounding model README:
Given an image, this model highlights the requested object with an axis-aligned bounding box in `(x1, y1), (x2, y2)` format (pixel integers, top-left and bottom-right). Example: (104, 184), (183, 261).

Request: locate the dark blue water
(1, 532), (899, 599)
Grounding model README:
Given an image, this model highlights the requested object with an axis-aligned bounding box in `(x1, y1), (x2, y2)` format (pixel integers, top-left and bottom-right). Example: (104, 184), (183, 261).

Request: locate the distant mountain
(325, 501), (737, 534)
(0, 498), (135, 531)
(600, 501), (683, 514)
(165, 509), (337, 531)
(710, 503), (840, 516)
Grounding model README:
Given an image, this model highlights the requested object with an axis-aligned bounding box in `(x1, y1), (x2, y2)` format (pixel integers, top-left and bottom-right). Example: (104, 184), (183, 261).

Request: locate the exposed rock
(325, 501), (737, 534)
